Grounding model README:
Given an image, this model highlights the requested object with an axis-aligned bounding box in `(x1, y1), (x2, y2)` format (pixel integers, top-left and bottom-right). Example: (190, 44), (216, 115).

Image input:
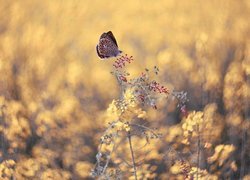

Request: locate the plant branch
(196, 123), (200, 179)
(128, 131), (138, 180)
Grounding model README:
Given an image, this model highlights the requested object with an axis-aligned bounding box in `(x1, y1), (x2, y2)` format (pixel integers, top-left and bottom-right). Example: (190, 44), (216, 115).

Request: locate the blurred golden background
(0, 0), (249, 179)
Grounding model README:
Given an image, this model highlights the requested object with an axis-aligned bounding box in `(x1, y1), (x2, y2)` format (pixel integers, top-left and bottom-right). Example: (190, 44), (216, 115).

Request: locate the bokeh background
(0, 0), (249, 179)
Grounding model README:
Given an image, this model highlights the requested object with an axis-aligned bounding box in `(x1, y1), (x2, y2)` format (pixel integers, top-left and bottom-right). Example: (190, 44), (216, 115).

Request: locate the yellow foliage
(106, 88), (147, 123)
(0, 0), (249, 178)
(0, 160), (16, 180)
(181, 104), (223, 147)
(207, 144), (235, 166)
(74, 161), (92, 178)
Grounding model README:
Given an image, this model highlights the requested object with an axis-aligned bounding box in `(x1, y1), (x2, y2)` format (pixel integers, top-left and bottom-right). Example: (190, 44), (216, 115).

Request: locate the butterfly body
(96, 31), (122, 59)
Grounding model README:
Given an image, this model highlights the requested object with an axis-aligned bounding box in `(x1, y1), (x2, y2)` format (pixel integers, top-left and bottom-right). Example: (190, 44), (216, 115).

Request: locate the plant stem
(128, 131), (137, 180)
(196, 123), (200, 179)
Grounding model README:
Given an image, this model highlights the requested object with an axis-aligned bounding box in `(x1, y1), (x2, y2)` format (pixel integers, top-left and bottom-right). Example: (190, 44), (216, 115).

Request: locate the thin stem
(130, 123), (160, 137)
(196, 123), (200, 179)
(128, 131), (137, 180)
(115, 73), (126, 99)
(240, 130), (246, 179)
(94, 121), (119, 176)
(0, 106), (7, 158)
(102, 142), (116, 174)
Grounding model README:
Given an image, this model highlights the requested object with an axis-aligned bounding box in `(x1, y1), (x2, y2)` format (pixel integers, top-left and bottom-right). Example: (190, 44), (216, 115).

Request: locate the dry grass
(0, 0), (249, 179)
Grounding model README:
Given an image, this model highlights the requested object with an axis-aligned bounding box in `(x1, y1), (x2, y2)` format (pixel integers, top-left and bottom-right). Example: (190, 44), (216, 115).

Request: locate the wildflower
(149, 80), (169, 94)
(180, 105), (188, 117)
(113, 54), (133, 69)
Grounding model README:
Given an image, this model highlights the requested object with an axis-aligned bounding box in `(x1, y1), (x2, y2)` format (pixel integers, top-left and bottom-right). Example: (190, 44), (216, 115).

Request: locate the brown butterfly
(96, 31), (122, 59)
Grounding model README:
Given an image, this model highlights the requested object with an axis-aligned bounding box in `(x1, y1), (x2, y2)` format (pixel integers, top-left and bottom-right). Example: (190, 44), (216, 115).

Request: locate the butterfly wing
(96, 45), (105, 59)
(97, 31), (121, 59)
(100, 32), (108, 39)
(100, 31), (118, 47)
(106, 31), (118, 47)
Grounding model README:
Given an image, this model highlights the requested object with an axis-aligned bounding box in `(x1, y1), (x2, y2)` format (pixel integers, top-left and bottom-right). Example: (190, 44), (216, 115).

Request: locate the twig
(128, 131), (138, 180)
(240, 129), (247, 179)
(196, 123), (200, 179)
(102, 141), (116, 174)
(130, 123), (160, 138)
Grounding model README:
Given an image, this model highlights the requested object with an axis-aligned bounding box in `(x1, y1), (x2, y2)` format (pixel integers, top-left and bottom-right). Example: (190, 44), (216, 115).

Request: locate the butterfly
(96, 31), (122, 59)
